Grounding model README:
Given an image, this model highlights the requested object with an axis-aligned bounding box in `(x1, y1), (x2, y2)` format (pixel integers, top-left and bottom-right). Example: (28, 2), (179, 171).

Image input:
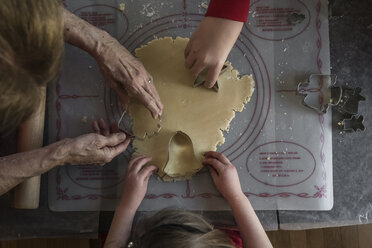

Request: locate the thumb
(104, 137), (130, 158)
(101, 133), (127, 147)
(140, 165), (158, 181)
(207, 165), (218, 182)
(204, 64), (223, 88)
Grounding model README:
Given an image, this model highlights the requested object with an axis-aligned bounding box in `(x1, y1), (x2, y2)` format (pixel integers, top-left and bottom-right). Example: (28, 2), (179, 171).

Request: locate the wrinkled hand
(203, 151), (244, 202)
(184, 17), (243, 88)
(63, 119), (130, 166)
(92, 117), (122, 136)
(97, 38), (163, 118)
(119, 156), (157, 210)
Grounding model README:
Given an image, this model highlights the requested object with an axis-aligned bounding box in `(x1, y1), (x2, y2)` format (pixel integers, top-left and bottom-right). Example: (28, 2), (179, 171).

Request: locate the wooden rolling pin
(14, 87), (46, 209)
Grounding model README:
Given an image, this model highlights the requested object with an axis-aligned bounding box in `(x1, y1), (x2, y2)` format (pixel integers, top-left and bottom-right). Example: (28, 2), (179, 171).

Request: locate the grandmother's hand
(63, 8), (163, 119)
(96, 38), (163, 118)
(61, 118), (130, 166)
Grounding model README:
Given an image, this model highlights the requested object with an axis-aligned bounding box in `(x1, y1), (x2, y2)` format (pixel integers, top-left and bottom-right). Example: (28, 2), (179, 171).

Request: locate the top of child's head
(127, 208), (236, 248)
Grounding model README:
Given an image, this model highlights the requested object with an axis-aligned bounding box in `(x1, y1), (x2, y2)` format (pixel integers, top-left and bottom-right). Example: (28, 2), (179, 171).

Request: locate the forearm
(104, 203), (137, 248)
(0, 139), (70, 195)
(62, 8), (125, 60)
(228, 194), (272, 248)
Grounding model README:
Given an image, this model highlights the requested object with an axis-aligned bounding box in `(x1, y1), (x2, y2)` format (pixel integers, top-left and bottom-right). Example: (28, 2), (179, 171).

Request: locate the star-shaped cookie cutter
(193, 64), (228, 92)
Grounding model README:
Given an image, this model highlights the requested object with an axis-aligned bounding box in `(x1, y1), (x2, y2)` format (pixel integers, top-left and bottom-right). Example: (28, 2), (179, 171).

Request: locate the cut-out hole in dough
(163, 131), (200, 180)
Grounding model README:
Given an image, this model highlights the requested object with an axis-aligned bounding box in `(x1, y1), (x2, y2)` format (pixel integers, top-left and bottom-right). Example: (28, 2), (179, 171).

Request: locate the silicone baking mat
(48, 0), (333, 211)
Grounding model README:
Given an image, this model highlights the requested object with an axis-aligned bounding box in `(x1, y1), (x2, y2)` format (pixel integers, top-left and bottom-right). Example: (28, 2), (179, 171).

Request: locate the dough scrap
(129, 37), (255, 181)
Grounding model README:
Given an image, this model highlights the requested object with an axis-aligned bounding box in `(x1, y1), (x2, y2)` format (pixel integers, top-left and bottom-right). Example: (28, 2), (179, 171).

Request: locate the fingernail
(119, 133), (126, 140)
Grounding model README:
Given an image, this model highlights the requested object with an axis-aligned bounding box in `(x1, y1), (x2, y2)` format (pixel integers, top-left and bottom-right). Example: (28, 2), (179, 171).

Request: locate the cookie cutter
(117, 111), (135, 138)
(160, 130), (202, 181)
(193, 64), (228, 92)
(287, 12), (305, 25)
(338, 115), (365, 132)
(297, 74), (366, 132)
(333, 87), (365, 116)
(118, 110), (162, 140)
(297, 74), (339, 114)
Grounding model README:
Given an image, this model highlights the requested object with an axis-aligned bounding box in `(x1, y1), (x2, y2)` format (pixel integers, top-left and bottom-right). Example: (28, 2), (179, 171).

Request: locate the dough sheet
(129, 37), (255, 181)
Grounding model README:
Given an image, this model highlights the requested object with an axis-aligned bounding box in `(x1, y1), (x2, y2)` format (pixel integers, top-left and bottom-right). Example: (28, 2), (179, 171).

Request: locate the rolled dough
(129, 37), (255, 181)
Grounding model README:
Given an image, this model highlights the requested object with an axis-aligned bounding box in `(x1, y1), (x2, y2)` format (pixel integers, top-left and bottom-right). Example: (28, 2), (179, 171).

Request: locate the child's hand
(203, 151), (245, 203)
(184, 17), (243, 88)
(119, 156), (157, 211)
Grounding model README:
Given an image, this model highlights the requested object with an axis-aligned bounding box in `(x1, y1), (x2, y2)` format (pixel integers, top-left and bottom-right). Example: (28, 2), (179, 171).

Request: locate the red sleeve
(205, 0), (250, 22)
(220, 229), (243, 248)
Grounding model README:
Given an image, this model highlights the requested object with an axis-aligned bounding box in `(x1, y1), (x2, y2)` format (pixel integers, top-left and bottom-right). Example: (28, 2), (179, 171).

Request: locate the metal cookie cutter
(117, 111), (135, 138)
(339, 115), (365, 132)
(117, 111), (162, 140)
(297, 74), (339, 114)
(193, 64), (228, 92)
(287, 12), (305, 25)
(297, 74), (366, 132)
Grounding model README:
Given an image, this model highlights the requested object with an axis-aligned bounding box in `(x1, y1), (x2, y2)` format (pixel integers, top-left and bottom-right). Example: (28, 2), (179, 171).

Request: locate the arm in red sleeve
(205, 0), (250, 22)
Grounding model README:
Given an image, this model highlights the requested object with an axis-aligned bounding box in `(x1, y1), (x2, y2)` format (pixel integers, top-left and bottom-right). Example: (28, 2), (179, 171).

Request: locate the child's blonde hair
(128, 209), (236, 248)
